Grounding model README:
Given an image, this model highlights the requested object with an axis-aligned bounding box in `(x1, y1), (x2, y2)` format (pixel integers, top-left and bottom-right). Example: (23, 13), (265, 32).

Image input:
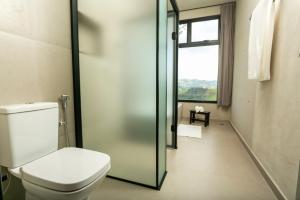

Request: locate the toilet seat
(10, 148), (110, 192)
(22, 170), (106, 200)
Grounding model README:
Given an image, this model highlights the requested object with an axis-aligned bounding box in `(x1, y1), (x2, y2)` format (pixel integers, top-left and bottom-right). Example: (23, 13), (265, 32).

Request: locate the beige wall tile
(0, 0), (31, 38)
(0, 31), (75, 146)
(0, 0), (71, 48)
(0, 0), (75, 136)
(0, 1), (74, 199)
(0, 31), (42, 103)
(27, 0), (71, 48)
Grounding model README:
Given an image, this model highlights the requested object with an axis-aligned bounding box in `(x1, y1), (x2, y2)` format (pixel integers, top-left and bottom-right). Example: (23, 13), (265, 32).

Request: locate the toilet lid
(21, 148), (110, 192)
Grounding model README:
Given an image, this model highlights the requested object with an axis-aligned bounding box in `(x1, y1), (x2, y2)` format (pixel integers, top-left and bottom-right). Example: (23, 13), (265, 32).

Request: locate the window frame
(178, 15), (220, 103)
(179, 15), (220, 48)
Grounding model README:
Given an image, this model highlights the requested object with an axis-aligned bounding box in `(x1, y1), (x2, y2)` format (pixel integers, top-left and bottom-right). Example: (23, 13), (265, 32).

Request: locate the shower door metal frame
(70, 0), (179, 190)
(168, 0), (179, 149)
(166, 11), (178, 149)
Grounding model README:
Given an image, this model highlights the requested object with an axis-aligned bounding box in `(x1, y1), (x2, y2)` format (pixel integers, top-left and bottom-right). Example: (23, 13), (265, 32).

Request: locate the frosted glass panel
(158, 0), (167, 183)
(78, 0), (157, 186)
(167, 14), (175, 146)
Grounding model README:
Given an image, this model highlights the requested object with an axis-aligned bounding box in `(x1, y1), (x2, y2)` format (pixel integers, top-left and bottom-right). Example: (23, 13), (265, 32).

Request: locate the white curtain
(248, 0), (280, 81)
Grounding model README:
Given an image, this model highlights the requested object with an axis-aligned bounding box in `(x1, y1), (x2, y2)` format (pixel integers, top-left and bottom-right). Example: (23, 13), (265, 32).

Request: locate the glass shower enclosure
(70, 0), (168, 189)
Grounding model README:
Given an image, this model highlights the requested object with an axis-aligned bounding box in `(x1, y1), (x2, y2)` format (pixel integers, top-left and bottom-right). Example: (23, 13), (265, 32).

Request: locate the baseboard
(107, 175), (158, 190)
(0, 170), (2, 200)
(107, 171), (168, 191)
(229, 121), (287, 200)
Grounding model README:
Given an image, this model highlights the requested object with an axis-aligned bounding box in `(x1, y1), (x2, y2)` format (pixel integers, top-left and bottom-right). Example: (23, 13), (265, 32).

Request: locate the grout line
(0, 29), (71, 51)
(229, 120), (287, 200)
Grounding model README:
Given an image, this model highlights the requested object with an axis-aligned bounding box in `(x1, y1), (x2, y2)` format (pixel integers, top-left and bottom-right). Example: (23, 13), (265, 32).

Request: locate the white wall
(232, 0), (300, 199)
(180, 6), (220, 20)
(231, 0), (258, 146)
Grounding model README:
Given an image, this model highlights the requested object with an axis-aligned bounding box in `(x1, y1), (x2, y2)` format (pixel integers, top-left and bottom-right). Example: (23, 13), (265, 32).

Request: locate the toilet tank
(0, 103), (59, 168)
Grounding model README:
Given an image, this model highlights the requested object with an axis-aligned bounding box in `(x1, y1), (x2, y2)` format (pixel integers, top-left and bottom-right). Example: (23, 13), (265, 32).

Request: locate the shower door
(71, 0), (168, 189)
(166, 10), (178, 148)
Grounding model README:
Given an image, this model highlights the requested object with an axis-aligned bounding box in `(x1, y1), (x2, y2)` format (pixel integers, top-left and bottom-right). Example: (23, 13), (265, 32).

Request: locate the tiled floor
(90, 120), (277, 200)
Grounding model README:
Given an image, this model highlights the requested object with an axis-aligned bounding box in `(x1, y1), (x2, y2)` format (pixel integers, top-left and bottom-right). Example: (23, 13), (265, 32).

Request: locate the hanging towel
(248, 0), (280, 81)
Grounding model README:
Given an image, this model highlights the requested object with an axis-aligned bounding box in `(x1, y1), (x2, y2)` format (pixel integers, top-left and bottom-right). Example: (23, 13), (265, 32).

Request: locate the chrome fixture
(59, 95), (70, 147)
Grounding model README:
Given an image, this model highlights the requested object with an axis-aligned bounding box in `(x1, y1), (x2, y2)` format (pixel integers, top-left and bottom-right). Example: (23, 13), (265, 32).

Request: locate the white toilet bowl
(0, 103), (111, 200)
(9, 148), (111, 200)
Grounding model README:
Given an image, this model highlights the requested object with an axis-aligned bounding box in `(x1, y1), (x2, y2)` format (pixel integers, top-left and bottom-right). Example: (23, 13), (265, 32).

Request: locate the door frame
(167, 0), (179, 149)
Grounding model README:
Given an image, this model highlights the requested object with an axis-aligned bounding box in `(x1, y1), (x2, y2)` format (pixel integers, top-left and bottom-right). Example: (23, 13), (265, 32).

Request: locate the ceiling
(174, 0), (235, 11)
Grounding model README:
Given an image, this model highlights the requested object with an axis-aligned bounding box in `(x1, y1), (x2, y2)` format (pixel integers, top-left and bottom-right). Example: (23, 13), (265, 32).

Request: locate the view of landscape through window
(179, 46), (219, 101)
(178, 19), (219, 102)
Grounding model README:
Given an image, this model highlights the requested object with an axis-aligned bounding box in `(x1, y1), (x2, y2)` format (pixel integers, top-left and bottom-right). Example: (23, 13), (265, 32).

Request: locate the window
(191, 19), (219, 42)
(178, 16), (220, 102)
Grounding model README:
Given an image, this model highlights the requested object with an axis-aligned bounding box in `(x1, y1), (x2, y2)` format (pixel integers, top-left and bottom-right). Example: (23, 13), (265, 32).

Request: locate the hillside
(178, 79), (217, 101)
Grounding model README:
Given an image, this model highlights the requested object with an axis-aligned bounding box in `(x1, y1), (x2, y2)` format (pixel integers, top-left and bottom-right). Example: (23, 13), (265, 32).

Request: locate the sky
(178, 20), (219, 81)
(178, 45), (219, 81)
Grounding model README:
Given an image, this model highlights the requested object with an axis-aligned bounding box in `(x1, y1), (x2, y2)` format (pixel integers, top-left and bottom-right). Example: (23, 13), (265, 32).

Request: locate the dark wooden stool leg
(204, 113), (210, 127)
(207, 113), (210, 126)
(192, 112), (195, 123)
(190, 111), (192, 124)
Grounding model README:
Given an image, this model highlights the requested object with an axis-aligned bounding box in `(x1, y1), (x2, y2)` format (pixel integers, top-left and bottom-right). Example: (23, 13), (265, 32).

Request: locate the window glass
(179, 23), (187, 44)
(178, 45), (219, 101)
(191, 19), (219, 42)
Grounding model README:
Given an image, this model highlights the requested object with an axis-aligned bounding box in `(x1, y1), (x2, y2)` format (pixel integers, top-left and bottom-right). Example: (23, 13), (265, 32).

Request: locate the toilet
(0, 102), (111, 200)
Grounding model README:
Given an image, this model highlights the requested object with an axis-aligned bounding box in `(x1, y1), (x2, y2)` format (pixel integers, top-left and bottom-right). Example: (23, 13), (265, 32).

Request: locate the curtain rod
(180, 1), (235, 12)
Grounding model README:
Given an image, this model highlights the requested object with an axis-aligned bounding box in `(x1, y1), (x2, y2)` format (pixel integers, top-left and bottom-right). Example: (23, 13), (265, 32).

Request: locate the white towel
(248, 0), (280, 81)
(195, 106), (204, 113)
